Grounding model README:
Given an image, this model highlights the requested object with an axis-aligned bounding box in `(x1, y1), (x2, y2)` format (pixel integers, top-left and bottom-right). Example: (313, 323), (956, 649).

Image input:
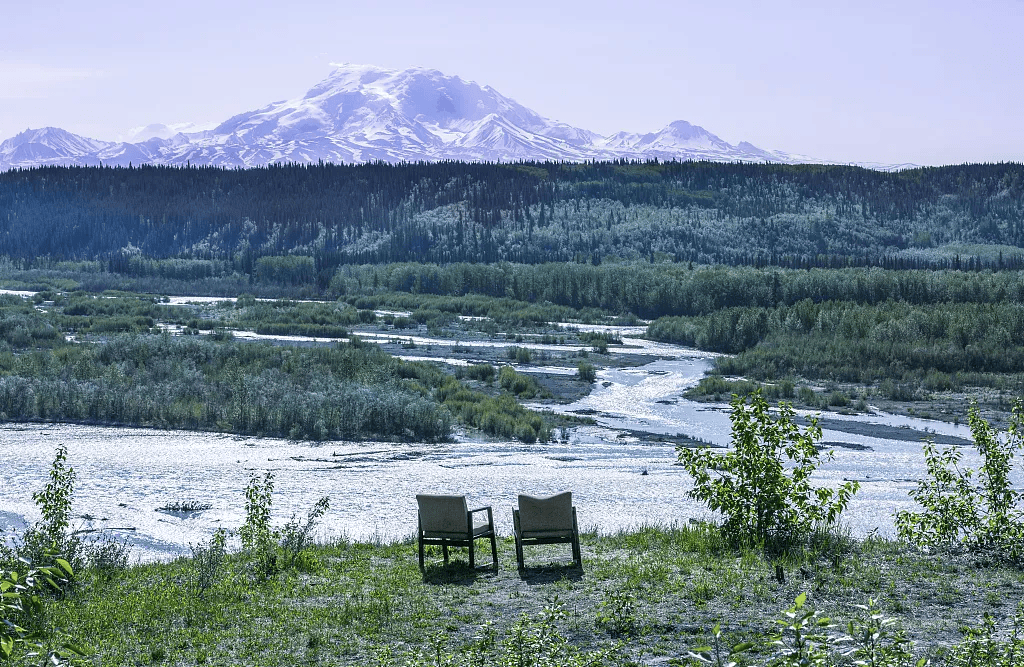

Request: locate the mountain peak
(0, 65), (845, 170)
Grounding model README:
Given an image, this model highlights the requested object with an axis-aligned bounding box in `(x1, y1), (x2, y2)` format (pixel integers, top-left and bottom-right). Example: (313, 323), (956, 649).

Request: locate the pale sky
(1, 0), (1022, 165)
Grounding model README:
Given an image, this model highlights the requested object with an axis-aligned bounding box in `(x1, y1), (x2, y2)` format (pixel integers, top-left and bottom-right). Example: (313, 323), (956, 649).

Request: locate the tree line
(2, 160), (1023, 274)
(648, 299), (1024, 394)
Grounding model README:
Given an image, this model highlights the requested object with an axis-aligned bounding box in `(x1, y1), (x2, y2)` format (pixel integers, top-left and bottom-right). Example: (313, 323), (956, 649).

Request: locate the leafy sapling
(896, 403), (1024, 561)
(677, 391), (859, 550)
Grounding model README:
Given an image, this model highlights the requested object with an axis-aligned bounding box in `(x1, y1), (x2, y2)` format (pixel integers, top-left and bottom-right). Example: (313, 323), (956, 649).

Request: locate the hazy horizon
(2, 0), (1022, 166)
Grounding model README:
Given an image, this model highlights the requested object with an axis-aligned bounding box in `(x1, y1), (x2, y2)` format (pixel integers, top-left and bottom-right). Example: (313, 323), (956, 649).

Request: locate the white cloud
(0, 62), (105, 99)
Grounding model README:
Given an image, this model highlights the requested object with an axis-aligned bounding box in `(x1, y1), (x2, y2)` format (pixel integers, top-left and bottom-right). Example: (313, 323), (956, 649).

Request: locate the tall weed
(280, 496), (330, 569)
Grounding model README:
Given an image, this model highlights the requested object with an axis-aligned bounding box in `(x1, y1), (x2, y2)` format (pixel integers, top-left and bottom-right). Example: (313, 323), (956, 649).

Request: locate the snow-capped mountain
(0, 64), (817, 170)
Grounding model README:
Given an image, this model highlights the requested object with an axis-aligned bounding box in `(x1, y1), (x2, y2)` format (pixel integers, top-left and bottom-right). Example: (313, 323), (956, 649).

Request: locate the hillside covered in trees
(2, 161), (1023, 278)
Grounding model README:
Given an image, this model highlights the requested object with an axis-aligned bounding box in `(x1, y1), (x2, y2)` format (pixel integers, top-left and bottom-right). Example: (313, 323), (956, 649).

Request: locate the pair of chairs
(415, 492), (582, 571)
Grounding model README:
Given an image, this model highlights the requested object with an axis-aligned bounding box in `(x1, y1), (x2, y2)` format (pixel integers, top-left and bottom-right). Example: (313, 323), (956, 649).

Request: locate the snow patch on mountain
(0, 64), (906, 171)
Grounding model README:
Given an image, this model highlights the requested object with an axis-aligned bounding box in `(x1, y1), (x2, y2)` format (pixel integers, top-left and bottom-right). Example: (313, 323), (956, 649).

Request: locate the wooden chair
(513, 491), (581, 569)
(416, 494), (498, 571)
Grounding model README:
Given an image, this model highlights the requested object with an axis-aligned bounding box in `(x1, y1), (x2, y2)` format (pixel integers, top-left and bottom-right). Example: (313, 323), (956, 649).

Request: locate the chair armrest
(469, 506), (494, 528)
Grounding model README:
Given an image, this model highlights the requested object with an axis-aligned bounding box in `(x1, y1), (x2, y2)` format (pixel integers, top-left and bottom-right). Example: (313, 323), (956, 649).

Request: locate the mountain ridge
(0, 64), (900, 170)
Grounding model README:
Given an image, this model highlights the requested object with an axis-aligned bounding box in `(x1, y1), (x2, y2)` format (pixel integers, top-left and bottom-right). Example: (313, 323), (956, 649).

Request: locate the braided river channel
(2, 317), (1015, 562)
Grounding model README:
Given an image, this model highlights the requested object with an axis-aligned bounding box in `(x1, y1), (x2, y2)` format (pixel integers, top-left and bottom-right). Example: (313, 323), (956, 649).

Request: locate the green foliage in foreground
(678, 392), (860, 550)
(19, 525), (1024, 667)
(236, 471), (331, 580)
(6, 447), (1024, 665)
(1, 556), (89, 665)
(18, 445), (82, 569)
(897, 404), (1024, 562)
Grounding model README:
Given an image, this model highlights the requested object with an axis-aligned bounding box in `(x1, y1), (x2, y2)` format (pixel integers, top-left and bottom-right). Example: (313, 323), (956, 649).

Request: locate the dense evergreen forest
(2, 161), (1024, 276)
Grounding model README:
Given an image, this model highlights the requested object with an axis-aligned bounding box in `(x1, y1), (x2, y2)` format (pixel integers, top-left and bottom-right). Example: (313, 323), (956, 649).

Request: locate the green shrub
(461, 364), (496, 383)
(577, 362), (597, 383)
(189, 528), (227, 598)
(944, 602), (1024, 667)
(507, 346), (532, 363)
(238, 473), (332, 577)
(896, 404), (1024, 561)
(689, 594), (922, 667)
(280, 496), (330, 569)
(1, 556), (90, 664)
(239, 472), (279, 579)
(827, 390), (849, 407)
(498, 366), (541, 398)
(595, 586), (642, 637)
(20, 445), (82, 569)
(677, 392), (859, 550)
(435, 377), (550, 442)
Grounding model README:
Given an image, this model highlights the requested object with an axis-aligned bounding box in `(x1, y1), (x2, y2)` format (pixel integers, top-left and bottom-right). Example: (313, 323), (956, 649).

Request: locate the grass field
(31, 524), (1024, 666)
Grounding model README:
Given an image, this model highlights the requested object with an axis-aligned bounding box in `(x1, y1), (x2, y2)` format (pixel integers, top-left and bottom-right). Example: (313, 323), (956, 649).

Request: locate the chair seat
(422, 530), (473, 540)
(473, 524), (494, 537)
(519, 529), (574, 539)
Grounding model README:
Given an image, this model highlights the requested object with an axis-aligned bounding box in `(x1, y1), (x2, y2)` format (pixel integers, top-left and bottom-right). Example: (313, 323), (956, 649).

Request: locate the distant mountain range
(0, 64), (914, 171)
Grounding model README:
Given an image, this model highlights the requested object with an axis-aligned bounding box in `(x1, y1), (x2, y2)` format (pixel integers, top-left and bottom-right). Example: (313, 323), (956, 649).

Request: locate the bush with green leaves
(237, 471), (332, 578)
(13, 446), (132, 578)
(239, 471), (279, 579)
(677, 392), (859, 550)
(19, 445), (82, 570)
(896, 404), (1024, 561)
(280, 496), (330, 569)
(459, 363), (496, 383)
(843, 599), (918, 667)
(595, 586), (643, 638)
(1, 556), (90, 664)
(189, 528), (227, 598)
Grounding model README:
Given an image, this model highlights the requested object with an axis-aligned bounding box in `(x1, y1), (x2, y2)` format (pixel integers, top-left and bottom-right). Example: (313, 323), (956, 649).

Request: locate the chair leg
(515, 534), (524, 570)
(572, 514), (582, 566)
(469, 539), (475, 568)
(490, 534), (498, 570)
(418, 537), (425, 571)
(442, 543), (449, 563)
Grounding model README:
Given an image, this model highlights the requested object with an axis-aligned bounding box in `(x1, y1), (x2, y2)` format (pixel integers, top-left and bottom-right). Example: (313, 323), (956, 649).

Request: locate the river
(0, 292), (1016, 562)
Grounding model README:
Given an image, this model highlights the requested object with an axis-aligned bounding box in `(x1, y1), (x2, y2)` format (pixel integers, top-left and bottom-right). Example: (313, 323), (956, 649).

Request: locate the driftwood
(71, 527), (137, 535)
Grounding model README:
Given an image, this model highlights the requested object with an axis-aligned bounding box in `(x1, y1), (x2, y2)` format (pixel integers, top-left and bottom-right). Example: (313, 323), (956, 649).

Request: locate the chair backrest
(517, 492), (573, 532)
(417, 494), (469, 534)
